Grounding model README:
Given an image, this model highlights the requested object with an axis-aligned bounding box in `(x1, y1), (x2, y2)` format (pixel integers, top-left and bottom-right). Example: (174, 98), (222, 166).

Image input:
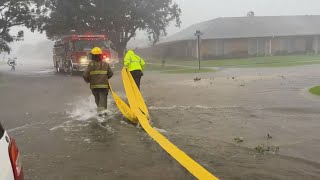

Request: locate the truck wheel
(67, 61), (74, 76)
(55, 62), (60, 73)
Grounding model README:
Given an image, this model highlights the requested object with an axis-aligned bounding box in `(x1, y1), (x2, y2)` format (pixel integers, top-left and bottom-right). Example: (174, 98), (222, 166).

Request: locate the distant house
(138, 15), (320, 59)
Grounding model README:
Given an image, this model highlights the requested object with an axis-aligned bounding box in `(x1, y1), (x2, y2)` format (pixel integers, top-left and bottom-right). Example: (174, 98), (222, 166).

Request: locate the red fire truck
(53, 34), (119, 75)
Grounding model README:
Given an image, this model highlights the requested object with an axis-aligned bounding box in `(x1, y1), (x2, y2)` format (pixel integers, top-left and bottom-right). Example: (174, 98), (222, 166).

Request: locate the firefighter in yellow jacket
(124, 50), (145, 89)
(83, 47), (113, 116)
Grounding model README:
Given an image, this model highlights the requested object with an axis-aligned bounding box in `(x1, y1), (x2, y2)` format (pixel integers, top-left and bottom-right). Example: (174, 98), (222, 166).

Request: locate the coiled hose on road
(110, 68), (219, 180)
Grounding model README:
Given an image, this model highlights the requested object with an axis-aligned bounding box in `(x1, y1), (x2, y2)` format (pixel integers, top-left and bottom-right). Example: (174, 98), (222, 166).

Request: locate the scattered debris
(136, 122), (142, 129)
(279, 75), (286, 79)
(154, 127), (167, 133)
(267, 133), (273, 139)
(240, 83), (245, 87)
(234, 137), (244, 143)
(255, 145), (265, 153)
(255, 144), (279, 153)
(83, 138), (91, 143)
(194, 77), (201, 82)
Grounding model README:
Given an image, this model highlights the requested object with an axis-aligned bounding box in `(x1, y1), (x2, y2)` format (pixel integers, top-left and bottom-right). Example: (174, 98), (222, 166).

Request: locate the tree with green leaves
(0, 0), (41, 53)
(39, 0), (181, 56)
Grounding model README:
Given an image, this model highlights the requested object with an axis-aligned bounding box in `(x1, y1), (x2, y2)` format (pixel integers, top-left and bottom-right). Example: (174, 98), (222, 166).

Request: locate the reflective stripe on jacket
(124, 50), (145, 72)
(83, 61), (114, 89)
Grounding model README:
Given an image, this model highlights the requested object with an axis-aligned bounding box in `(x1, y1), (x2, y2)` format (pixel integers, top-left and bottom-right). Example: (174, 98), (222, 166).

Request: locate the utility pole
(194, 30), (203, 70)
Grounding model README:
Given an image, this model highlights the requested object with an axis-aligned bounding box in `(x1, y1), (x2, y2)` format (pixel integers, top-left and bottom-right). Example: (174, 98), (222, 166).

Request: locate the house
(138, 15), (320, 59)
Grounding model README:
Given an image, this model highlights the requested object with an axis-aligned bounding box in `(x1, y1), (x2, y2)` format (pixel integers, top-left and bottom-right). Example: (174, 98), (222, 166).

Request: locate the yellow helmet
(91, 47), (102, 55)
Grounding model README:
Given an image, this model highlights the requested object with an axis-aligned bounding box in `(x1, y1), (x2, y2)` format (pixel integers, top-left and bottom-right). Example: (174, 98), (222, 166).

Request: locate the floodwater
(0, 62), (320, 179)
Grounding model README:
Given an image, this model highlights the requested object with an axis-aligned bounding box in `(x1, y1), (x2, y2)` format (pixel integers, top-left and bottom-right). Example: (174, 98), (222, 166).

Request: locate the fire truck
(53, 34), (119, 75)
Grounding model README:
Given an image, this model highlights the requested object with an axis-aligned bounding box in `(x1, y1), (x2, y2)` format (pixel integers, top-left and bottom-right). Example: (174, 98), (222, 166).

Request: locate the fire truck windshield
(75, 40), (111, 51)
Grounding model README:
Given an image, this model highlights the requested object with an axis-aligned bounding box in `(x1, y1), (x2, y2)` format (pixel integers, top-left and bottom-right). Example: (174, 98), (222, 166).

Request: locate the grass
(146, 63), (214, 74)
(149, 55), (320, 68)
(309, 86), (320, 96)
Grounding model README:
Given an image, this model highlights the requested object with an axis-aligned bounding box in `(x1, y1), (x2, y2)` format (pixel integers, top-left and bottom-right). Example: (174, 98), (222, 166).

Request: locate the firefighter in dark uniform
(124, 50), (145, 89)
(83, 47), (113, 116)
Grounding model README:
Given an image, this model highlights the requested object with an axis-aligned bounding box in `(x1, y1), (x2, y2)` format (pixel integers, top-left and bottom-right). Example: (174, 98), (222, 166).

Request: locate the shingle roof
(161, 15), (320, 43)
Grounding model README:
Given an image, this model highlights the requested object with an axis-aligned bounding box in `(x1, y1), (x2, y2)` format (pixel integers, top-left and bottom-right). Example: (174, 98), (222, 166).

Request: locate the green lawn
(309, 86), (320, 96)
(146, 64), (214, 74)
(149, 55), (320, 68)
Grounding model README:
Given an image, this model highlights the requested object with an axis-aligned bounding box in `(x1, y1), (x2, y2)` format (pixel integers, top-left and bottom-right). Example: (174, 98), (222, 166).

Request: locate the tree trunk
(108, 31), (129, 67)
(115, 42), (127, 70)
(117, 44), (126, 59)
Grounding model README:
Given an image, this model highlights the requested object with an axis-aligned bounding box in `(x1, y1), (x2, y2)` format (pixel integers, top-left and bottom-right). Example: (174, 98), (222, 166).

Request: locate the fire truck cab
(53, 34), (119, 75)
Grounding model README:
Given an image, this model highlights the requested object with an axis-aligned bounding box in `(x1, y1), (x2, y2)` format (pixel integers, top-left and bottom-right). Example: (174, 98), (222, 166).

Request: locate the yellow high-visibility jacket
(124, 50), (145, 71)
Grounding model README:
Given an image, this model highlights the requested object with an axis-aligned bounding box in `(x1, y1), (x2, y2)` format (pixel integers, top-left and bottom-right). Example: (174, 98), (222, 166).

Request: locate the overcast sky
(170, 0), (320, 33)
(9, 0), (320, 54)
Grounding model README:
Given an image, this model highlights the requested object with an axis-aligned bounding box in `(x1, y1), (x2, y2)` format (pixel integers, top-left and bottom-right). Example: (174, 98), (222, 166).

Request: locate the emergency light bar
(77, 35), (106, 38)
(63, 35), (108, 41)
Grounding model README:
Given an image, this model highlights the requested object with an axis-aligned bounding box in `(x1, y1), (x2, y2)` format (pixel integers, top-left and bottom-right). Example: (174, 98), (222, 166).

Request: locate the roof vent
(247, 11), (255, 17)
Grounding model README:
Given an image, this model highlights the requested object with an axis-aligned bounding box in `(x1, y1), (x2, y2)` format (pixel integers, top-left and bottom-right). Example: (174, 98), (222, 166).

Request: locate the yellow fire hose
(110, 68), (219, 180)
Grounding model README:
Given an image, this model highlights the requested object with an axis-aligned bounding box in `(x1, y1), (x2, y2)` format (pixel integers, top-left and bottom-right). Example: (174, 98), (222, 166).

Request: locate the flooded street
(0, 63), (320, 179)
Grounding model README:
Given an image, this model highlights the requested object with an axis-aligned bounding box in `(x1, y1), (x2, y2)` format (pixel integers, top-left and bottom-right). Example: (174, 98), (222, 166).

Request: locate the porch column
(269, 39), (272, 55)
(315, 36), (319, 54)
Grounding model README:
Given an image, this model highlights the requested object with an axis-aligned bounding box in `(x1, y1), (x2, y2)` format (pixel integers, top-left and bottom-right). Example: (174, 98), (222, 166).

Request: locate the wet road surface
(1, 63), (320, 179)
(0, 64), (194, 180)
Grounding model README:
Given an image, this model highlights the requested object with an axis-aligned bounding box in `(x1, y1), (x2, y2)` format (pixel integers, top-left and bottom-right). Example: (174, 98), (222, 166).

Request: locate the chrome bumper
(73, 63), (89, 72)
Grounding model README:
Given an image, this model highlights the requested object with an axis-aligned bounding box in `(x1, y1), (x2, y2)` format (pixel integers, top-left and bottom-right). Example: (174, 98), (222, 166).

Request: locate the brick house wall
(137, 35), (320, 60)
(224, 39), (248, 57)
